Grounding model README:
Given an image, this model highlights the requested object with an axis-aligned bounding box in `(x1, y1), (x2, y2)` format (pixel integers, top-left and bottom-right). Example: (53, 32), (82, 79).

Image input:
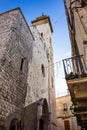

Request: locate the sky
(0, 0), (71, 97)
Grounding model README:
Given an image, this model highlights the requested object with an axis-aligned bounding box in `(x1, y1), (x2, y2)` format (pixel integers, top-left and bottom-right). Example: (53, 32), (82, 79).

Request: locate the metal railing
(62, 55), (87, 80)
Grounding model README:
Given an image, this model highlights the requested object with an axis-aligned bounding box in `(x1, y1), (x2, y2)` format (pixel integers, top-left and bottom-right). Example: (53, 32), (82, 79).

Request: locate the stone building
(63, 0), (87, 129)
(0, 8), (57, 130)
(56, 95), (80, 130)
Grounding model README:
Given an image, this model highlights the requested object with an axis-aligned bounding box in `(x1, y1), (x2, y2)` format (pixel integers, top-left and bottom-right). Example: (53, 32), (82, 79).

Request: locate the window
(63, 103), (67, 111)
(51, 77), (54, 88)
(20, 58), (25, 71)
(41, 33), (43, 37)
(41, 64), (45, 77)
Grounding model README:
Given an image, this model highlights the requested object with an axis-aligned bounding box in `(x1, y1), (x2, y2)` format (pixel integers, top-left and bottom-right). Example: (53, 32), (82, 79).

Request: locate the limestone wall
(0, 8), (57, 130)
(25, 26), (49, 105)
(0, 8), (33, 119)
(32, 20), (57, 129)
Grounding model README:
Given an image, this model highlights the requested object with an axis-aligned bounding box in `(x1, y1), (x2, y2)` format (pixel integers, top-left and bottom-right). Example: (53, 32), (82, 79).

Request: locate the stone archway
(9, 119), (20, 130)
(37, 98), (49, 130)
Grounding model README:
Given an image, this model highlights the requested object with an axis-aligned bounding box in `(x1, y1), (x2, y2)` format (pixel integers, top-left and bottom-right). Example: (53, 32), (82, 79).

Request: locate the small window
(20, 58), (25, 71)
(41, 64), (45, 77)
(63, 103), (67, 111)
(41, 33), (43, 37)
(51, 77), (54, 88)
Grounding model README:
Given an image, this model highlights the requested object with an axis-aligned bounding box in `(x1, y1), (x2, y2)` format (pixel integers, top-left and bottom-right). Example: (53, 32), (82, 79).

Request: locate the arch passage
(38, 98), (49, 130)
(9, 119), (20, 130)
(39, 119), (44, 130)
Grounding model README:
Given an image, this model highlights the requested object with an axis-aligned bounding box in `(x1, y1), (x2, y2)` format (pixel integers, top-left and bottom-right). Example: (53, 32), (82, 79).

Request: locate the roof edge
(32, 15), (53, 33)
(0, 7), (35, 41)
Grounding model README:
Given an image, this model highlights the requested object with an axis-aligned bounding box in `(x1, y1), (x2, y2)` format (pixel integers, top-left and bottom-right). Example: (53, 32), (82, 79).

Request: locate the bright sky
(0, 0), (71, 97)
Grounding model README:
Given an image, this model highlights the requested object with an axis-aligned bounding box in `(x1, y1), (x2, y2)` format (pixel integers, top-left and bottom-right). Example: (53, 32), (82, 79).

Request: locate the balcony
(63, 55), (87, 80)
(63, 55), (87, 127)
(62, 55), (87, 101)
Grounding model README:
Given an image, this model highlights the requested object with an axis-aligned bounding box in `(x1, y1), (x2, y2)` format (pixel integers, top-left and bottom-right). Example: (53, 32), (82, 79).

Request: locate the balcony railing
(62, 55), (87, 80)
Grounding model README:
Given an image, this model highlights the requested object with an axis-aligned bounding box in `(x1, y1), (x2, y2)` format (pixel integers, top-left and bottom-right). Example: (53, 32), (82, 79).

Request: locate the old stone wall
(0, 8), (57, 130)
(0, 8), (33, 120)
(25, 26), (49, 105)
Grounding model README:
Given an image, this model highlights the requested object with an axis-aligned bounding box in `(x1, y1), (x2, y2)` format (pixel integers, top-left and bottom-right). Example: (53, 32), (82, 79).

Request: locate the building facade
(0, 8), (57, 130)
(56, 95), (80, 130)
(63, 0), (87, 129)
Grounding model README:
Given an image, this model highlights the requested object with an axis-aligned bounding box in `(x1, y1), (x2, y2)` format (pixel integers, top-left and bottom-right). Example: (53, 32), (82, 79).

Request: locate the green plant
(65, 72), (74, 80)
(65, 72), (79, 80)
(70, 104), (79, 115)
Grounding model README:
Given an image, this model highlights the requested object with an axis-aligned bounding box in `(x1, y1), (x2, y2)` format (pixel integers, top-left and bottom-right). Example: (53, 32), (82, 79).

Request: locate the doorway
(9, 119), (20, 130)
(39, 119), (44, 130)
(64, 120), (70, 130)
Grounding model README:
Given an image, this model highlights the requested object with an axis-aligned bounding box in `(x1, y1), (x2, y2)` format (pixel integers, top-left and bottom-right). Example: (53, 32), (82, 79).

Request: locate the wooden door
(64, 120), (70, 130)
